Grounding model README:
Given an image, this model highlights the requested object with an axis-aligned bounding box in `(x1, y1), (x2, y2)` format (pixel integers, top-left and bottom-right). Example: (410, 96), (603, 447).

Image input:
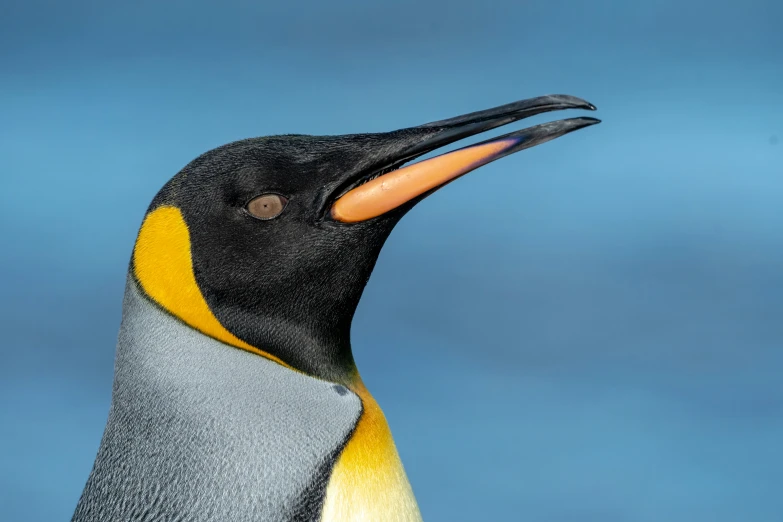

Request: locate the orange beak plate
(331, 110), (599, 223)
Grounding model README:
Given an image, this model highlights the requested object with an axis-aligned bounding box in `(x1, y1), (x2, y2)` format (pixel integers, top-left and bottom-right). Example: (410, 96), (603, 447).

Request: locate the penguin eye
(246, 194), (288, 220)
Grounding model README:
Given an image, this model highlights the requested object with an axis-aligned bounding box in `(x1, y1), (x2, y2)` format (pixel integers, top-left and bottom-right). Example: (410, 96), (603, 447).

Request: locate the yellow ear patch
(132, 205), (291, 369)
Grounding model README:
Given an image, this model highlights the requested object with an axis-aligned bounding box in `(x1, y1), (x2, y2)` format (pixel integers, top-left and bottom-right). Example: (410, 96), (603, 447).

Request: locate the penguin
(71, 94), (599, 522)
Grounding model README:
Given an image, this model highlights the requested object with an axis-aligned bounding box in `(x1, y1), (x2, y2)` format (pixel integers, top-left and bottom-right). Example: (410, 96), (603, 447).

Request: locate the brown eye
(246, 194), (288, 220)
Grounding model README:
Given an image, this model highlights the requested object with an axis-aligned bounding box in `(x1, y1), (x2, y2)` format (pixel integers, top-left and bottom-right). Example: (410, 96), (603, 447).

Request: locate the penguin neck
(75, 275), (367, 520)
(250, 317), (361, 386)
(76, 275), (421, 521)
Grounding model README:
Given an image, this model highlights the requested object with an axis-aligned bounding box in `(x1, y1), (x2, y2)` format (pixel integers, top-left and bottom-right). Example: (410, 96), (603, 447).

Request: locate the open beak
(330, 94), (599, 223)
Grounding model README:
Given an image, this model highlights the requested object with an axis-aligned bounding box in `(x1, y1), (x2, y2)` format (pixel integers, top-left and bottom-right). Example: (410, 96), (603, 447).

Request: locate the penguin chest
(320, 386), (422, 522)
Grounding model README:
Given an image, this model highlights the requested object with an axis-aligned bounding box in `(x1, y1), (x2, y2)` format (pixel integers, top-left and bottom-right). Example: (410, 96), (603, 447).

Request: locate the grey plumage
(72, 276), (361, 522)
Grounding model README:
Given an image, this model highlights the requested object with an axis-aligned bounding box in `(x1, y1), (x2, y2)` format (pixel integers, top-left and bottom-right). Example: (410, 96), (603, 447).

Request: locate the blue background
(2, 1), (782, 520)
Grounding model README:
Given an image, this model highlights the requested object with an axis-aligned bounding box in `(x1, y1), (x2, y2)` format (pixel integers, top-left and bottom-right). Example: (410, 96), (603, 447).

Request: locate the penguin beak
(330, 95), (600, 223)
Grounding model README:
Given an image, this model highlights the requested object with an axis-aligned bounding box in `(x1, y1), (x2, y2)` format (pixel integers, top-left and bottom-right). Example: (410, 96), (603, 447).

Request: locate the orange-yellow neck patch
(132, 205), (291, 369)
(321, 378), (422, 521)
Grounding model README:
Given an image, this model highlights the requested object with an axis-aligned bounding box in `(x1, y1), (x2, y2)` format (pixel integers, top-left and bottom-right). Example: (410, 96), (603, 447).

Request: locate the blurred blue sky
(1, 1), (782, 520)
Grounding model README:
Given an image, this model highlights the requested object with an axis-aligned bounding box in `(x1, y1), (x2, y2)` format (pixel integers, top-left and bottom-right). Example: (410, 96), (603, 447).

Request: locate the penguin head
(131, 95), (599, 383)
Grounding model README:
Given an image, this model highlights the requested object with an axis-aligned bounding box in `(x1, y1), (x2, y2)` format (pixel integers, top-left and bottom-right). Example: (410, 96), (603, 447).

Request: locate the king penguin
(71, 94), (599, 522)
